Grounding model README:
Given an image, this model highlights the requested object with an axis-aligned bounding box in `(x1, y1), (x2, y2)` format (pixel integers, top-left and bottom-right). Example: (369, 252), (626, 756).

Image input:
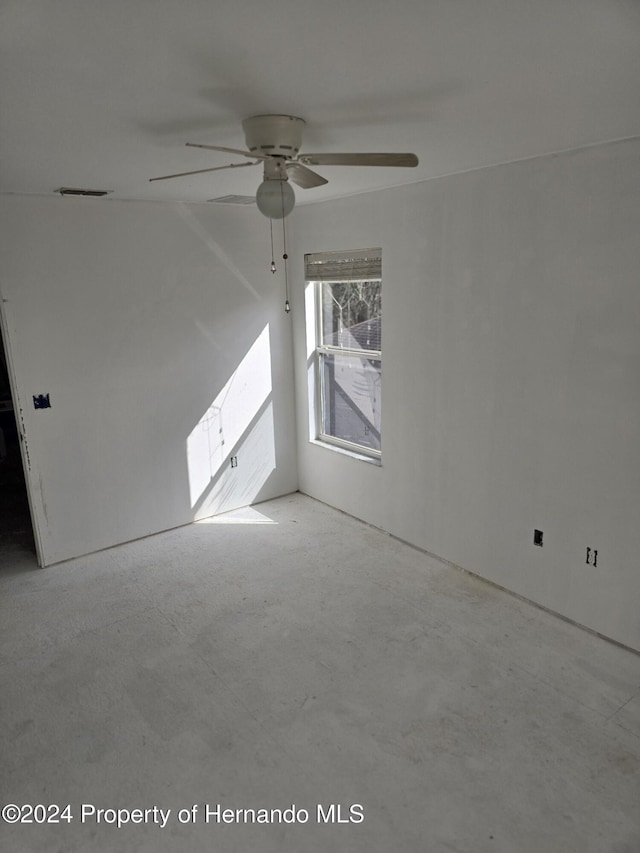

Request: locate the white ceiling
(1, 0), (639, 207)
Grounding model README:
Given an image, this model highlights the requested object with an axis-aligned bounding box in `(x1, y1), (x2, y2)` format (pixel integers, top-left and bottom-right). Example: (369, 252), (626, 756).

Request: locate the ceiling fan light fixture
(148, 115), (419, 210)
(255, 178), (295, 219)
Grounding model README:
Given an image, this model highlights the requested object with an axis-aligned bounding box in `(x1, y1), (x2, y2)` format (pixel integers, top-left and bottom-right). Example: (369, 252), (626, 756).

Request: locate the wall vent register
(56, 187), (113, 197)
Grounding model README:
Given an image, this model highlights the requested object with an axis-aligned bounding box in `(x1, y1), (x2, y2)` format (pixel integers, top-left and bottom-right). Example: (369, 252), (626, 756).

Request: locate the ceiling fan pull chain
(269, 219), (276, 273)
(281, 183), (290, 314)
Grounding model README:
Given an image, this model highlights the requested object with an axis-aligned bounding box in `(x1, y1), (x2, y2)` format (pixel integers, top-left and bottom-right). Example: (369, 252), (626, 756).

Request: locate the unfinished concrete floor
(1, 492), (639, 853)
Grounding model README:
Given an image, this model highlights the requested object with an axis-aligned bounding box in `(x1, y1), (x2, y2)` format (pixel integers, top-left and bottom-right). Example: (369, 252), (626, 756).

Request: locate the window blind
(304, 248), (382, 282)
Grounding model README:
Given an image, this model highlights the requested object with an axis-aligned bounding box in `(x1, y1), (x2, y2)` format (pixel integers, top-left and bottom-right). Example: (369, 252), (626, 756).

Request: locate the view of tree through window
(321, 281), (382, 349)
(317, 280), (382, 455)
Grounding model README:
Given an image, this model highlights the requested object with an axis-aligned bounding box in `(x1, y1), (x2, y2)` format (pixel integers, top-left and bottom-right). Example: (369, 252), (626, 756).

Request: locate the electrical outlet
(230, 456), (238, 468)
(33, 393), (51, 409)
(586, 547), (598, 567)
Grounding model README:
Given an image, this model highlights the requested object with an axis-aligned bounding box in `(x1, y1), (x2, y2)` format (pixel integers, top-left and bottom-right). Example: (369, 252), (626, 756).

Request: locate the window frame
(306, 250), (382, 460)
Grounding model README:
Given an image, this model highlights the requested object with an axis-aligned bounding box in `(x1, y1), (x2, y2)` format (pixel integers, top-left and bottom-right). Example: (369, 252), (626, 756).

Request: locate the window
(305, 249), (382, 459)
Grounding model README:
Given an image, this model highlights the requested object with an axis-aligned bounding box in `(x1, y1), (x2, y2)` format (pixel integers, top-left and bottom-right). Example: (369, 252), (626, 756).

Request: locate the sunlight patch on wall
(187, 325), (273, 510)
(193, 401), (276, 520)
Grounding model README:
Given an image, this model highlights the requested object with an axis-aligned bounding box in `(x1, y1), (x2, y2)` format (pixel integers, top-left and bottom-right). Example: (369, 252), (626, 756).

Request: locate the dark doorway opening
(0, 326), (36, 558)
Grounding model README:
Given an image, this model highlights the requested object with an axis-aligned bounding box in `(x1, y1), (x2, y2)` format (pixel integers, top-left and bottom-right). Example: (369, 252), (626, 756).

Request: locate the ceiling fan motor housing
(242, 115), (305, 159)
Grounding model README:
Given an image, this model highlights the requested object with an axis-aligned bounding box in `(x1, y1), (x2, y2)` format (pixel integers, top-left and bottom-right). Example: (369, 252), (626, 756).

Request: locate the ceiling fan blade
(286, 162), (328, 189)
(299, 153), (419, 167)
(186, 142), (270, 161)
(149, 160), (259, 182)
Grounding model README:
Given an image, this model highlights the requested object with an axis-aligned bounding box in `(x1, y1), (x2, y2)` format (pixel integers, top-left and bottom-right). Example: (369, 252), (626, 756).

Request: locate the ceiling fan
(149, 114), (419, 218)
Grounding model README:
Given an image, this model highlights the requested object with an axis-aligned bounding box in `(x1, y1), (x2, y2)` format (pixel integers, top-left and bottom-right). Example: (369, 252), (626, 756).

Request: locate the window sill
(308, 438), (382, 466)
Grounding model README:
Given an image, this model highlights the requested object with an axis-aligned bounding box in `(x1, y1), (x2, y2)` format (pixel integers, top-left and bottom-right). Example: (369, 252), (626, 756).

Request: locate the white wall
(0, 196), (297, 565)
(291, 137), (640, 651)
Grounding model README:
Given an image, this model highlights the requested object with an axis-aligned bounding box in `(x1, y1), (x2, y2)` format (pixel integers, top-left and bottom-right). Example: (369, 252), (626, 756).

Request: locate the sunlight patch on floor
(196, 505), (277, 525)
